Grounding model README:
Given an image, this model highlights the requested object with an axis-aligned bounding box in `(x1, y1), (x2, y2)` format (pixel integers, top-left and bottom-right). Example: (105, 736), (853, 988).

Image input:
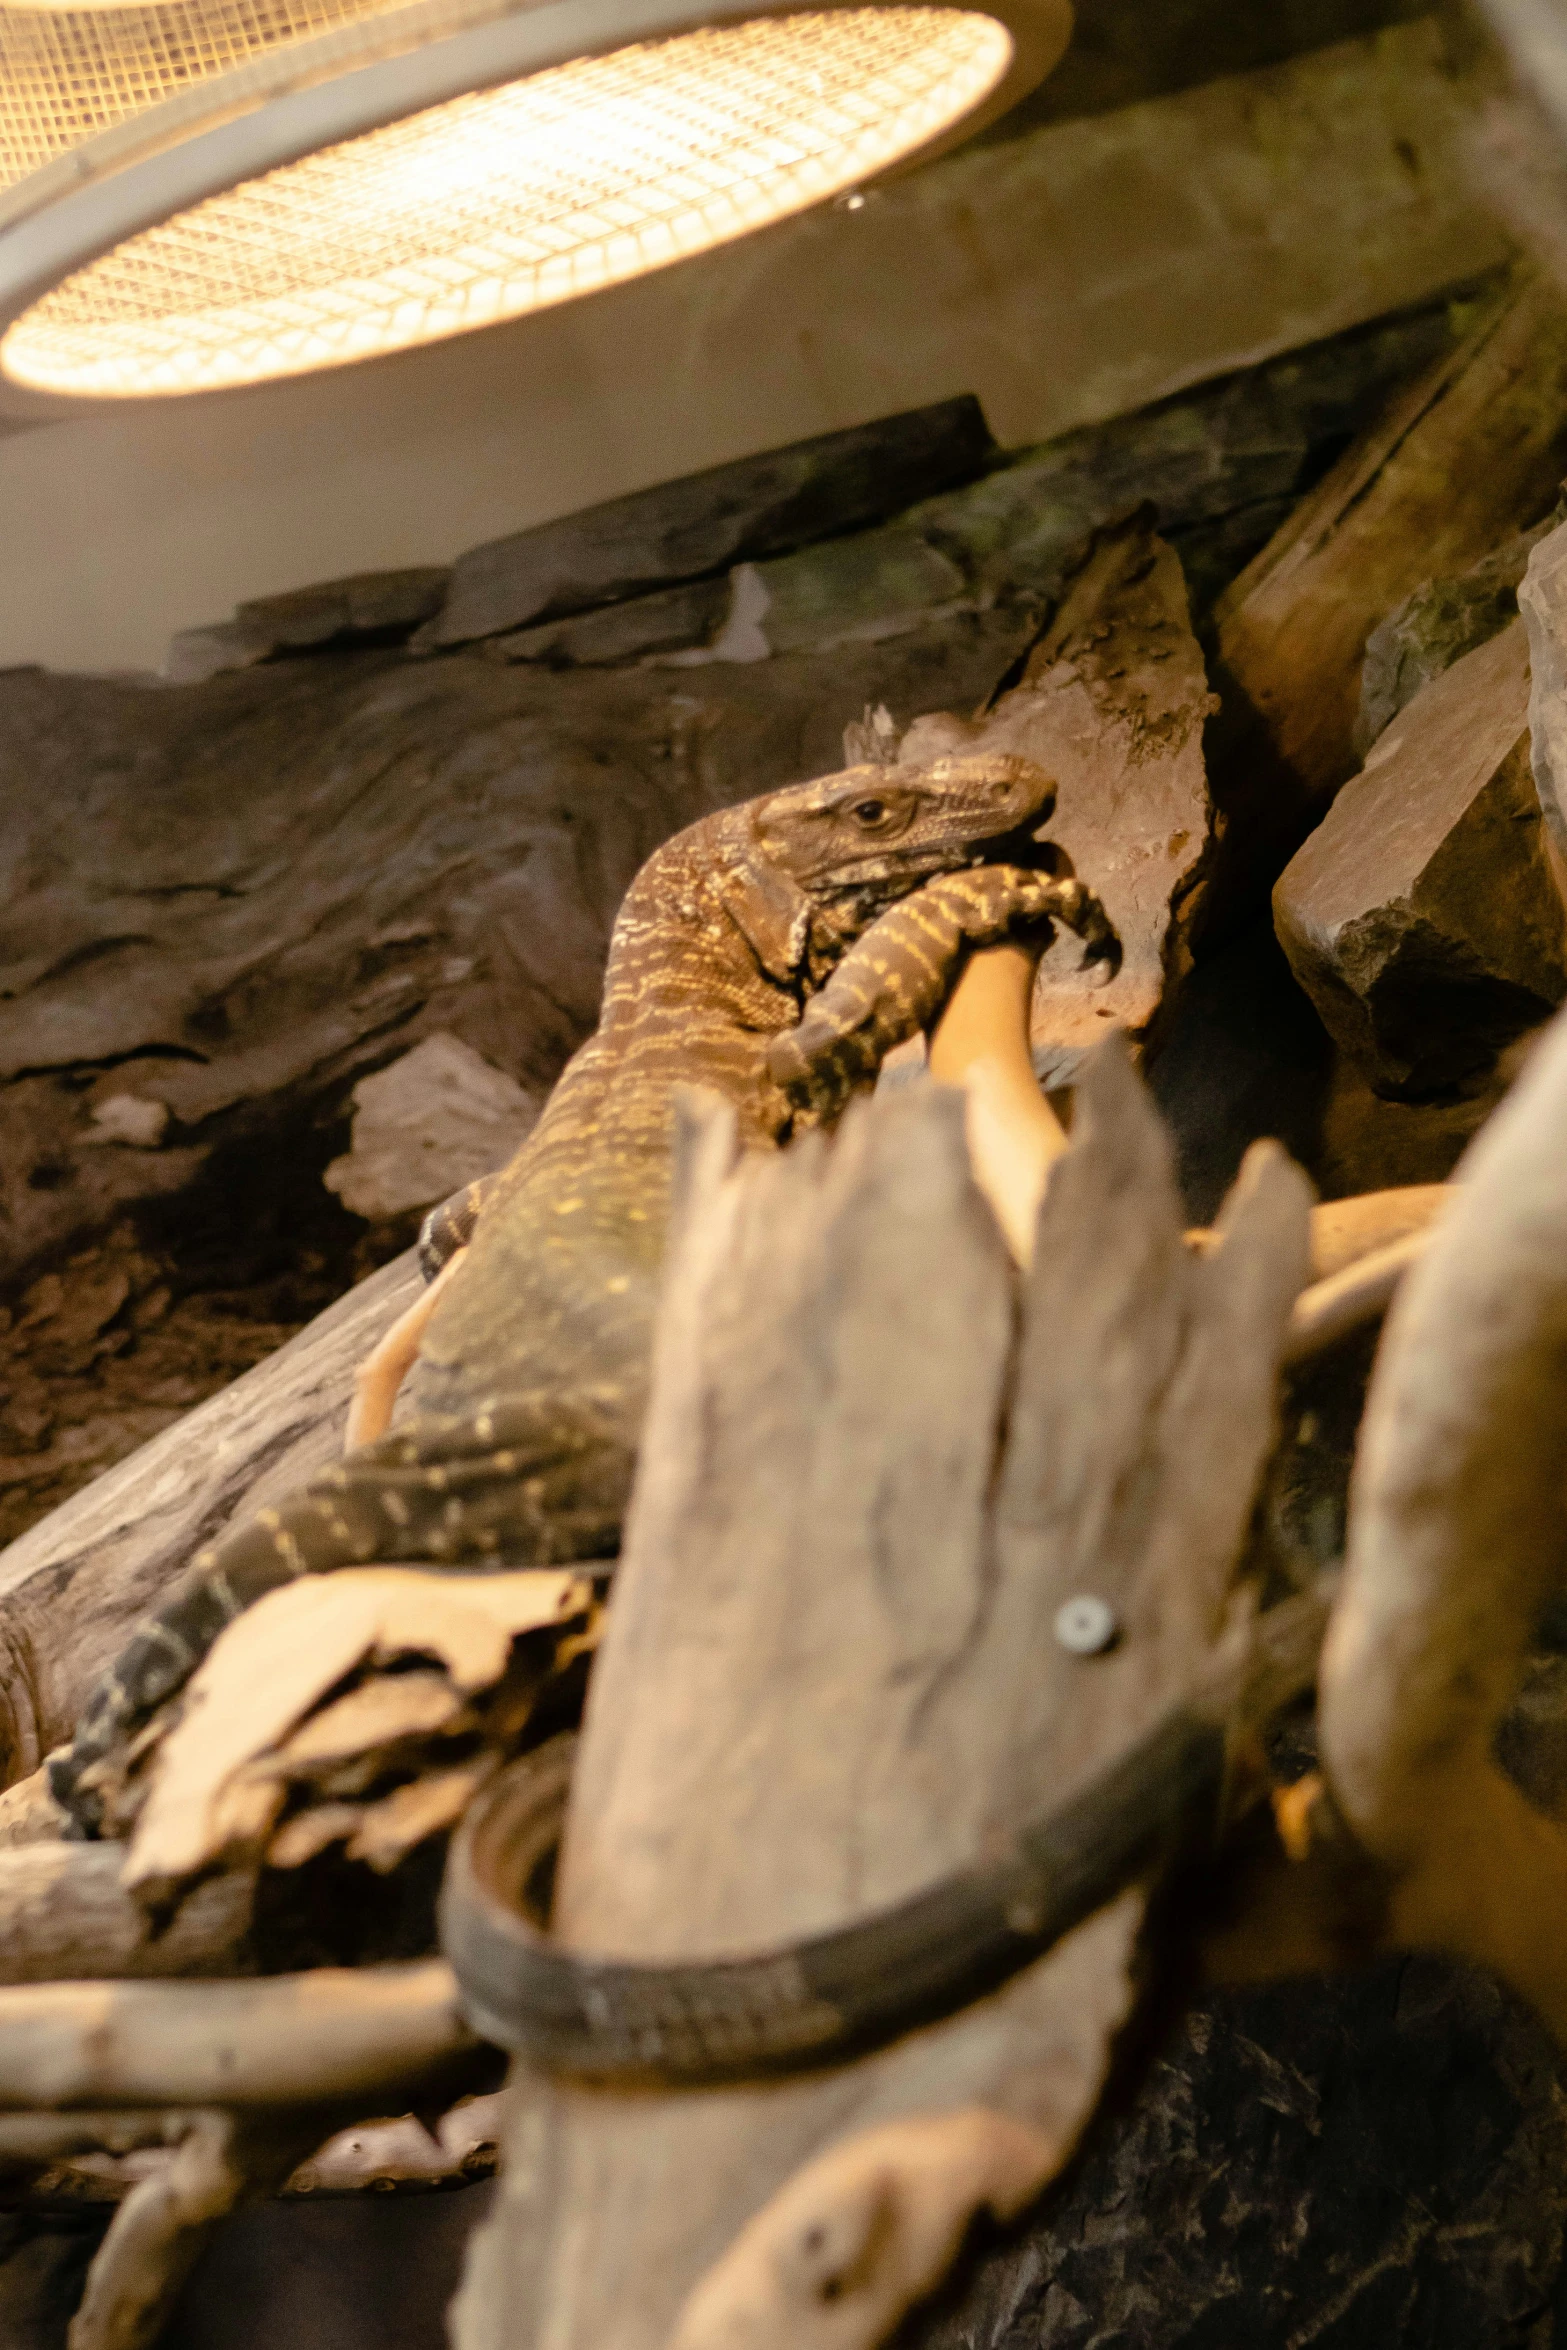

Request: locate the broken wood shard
(122, 1568), (588, 1892)
(453, 1049), (1310, 2350)
(670, 2110), (1060, 2350)
(901, 512), (1217, 1084)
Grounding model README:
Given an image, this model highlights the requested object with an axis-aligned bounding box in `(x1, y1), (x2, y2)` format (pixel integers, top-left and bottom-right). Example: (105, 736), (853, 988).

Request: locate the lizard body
(57, 754), (1114, 1828)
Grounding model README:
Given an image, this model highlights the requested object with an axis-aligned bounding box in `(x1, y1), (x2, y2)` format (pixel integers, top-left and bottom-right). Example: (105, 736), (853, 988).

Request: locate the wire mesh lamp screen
(0, 0), (1070, 398)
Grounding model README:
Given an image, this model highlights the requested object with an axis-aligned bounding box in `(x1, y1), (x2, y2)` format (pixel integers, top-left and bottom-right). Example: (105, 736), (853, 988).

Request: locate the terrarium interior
(6, 0), (1567, 2345)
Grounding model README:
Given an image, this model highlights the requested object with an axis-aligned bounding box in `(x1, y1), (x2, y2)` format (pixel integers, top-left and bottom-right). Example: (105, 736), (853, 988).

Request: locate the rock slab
(913, 1958), (1567, 2350)
(322, 1032), (539, 1223)
(1357, 509), (1562, 756)
(427, 397), (996, 649)
(1274, 620), (1567, 1095)
(165, 569), (449, 684)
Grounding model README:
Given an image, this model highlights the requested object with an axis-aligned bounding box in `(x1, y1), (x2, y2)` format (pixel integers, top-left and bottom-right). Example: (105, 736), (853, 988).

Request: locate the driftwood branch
(1319, 1000), (1567, 2033)
(0, 1958), (472, 2109)
(930, 946), (1445, 1334)
(67, 2110), (251, 2350)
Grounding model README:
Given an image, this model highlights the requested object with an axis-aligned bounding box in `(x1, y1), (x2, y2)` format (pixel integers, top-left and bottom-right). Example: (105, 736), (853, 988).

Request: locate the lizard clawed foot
(767, 865), (1117, 1117)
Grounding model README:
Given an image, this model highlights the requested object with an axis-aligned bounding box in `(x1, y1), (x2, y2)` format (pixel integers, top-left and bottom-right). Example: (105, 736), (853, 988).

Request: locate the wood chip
(260, 1671), (467, 1777)
(346, 1767), (491, 1873)
(266, 1805), (365, 1870)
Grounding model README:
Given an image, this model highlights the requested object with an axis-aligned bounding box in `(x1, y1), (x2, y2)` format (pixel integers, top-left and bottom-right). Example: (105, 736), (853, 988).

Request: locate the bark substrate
(907, 1960), (1567, 2350)
(0, 1113), (407, 1550)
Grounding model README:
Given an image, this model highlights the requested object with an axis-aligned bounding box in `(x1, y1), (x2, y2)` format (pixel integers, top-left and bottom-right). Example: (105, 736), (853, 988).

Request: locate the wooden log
(1210, 267), (1567, 896)
(453, 1045), (1310, 2350)
(0, 1845), (252, 1986)
(0, 1249), (421, 1784)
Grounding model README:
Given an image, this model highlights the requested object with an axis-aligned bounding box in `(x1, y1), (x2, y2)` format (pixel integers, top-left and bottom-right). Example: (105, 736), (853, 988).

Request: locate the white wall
(0, 20), (1509, 677)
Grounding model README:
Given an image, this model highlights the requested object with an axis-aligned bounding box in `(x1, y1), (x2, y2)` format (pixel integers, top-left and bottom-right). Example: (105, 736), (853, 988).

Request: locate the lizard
(54, 751), (1117, 1831)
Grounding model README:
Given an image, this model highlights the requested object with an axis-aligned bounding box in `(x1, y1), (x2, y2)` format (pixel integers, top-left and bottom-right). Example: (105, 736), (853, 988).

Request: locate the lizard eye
(851, 798), (889, 827)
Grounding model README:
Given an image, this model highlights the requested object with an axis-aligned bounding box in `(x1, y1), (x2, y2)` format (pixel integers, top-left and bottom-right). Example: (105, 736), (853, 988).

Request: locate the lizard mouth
(965, 816), (1070, 877)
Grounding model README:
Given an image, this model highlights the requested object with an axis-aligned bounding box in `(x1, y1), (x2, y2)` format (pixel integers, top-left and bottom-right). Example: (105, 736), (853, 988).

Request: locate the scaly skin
(57, 754), (1116, 1828)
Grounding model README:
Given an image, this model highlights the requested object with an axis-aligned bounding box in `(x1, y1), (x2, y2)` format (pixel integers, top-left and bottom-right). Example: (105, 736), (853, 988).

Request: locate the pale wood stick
(344, 1248), (469, 1452)
(1282, 1230), (1431, 1364)
(1305, 1184), (1448, 1281)
(0, 1959), (471, 2109)
(67, 2106), (338, 2350)
(927, 945), (1066, 1267)
(68, 2110), (245, 2350)
(927, 950), (1450, 1324)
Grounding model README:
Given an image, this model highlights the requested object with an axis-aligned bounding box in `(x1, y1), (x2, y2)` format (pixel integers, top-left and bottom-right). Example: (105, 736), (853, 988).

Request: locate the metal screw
(1053, 1594), (1118, 1656)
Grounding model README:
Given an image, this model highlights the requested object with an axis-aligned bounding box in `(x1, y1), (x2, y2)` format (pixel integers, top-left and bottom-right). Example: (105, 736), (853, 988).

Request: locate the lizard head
(727, 754), (1059, 981)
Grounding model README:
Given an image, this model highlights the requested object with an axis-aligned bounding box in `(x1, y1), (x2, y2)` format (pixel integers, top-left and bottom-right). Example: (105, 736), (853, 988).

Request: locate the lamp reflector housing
(0, 0), (1071, 397)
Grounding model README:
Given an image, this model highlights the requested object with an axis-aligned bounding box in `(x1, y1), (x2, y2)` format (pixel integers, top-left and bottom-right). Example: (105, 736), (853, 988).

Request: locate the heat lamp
(0, 0), (1070, 398)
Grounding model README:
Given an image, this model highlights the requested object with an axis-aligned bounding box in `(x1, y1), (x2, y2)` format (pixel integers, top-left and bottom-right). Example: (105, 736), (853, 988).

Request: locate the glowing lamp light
(0, 0), (1071, 397)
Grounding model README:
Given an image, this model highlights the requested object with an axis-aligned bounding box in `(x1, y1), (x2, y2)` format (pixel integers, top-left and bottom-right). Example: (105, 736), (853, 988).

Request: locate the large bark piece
(454, 1051), (1309, 2350)
(1273, 621), (1567, 1094)
(901, 514), (1216, 1083)
(1211, 269), (1567, 890)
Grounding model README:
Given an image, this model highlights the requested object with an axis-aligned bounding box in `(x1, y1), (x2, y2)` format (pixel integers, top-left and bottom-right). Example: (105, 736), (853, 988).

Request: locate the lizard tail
(52, 1386), (635, 1836)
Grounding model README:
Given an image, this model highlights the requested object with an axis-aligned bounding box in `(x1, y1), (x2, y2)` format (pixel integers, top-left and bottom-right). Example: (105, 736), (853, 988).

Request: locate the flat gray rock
(1274, 620), (1567, 1094)
(907, 298), (1460, 623)
(426, 397), (995, 648)
(717, 525), (969, 658)
(1356, 512), (1560, 756)
(480, 578), (729, 668)
(165, 568), (449, 682)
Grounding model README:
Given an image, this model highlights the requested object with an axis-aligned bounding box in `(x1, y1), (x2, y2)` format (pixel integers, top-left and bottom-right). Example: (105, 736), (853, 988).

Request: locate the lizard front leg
(418, 1172), (502, 1282)
(767, 866), (1117, 1120)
